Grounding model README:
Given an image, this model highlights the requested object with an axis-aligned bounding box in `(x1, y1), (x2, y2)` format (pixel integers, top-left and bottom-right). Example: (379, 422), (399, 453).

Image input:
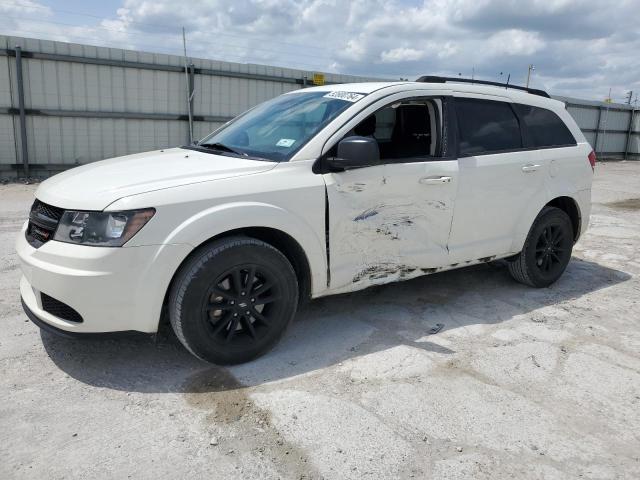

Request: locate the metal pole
(624, 109), (635, 160)
(526, 64), (535, 88)
(189, 62), (195, 136)
(15, 46), (29, 178)
(600, 102), (611, 157)
(182, 27), (194, 144)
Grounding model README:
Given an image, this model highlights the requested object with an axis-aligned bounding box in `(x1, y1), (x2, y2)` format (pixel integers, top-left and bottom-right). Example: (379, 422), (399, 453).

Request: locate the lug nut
(233, 313), (238, 317)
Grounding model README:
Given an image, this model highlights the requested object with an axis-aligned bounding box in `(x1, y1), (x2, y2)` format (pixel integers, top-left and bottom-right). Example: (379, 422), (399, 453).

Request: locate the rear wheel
(508, 207), (574, 288)
(169, 237), (298, 364)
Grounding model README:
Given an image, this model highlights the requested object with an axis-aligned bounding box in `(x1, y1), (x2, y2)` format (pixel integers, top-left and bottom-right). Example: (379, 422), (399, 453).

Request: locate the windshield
(196, 91), (364, 161)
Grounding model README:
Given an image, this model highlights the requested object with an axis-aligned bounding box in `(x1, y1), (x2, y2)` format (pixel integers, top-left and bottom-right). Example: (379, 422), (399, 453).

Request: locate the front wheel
(508, 207), (574, 288)
(169, 237), (299, 364)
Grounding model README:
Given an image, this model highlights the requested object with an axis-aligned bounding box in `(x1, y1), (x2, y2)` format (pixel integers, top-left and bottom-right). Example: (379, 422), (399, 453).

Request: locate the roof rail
(416, 75), (550, 98)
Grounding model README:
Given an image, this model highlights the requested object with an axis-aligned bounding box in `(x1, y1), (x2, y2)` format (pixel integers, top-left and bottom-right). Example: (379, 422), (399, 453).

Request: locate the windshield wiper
(198, 142), (246, 156)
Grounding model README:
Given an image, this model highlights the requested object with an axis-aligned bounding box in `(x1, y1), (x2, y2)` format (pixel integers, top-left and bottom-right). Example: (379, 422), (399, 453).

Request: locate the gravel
(1, 162), (639, 479)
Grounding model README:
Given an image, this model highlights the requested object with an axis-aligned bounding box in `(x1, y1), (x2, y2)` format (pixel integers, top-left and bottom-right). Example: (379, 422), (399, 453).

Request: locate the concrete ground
(1, 162), (639, 480)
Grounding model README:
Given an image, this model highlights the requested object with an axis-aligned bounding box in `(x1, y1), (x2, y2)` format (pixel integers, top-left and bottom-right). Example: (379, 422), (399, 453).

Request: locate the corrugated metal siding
(599, 109), (631, 131)
(556, 95), (638, 156)
(1, 35), (638, 178)
(0, 116), (17, 165)
(565, 105), (599, 130)
(0, 35), (382, 177)
(582, 131), (597, 146)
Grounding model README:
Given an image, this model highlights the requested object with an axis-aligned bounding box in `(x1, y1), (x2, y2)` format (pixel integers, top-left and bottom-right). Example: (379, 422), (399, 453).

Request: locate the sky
(1, 0), (639, 103)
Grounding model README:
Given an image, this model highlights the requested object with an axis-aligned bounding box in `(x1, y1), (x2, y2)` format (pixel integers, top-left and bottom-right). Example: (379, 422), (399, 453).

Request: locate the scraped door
(325, 159), (457, 292)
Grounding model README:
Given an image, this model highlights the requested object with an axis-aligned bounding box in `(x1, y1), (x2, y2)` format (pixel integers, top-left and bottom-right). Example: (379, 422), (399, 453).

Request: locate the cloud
(487, 29), (545, 56)
(0, 0), (51, 15)
(0, 0), (638, 101)
(380, 47), (426, 63)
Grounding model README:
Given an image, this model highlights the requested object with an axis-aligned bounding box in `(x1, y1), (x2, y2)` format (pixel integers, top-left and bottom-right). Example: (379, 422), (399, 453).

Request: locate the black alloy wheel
(508, 206), (574, 288)
(533, 224), (571, 279)
(169, 237), (299, 364)
(204, 264), (282, 346)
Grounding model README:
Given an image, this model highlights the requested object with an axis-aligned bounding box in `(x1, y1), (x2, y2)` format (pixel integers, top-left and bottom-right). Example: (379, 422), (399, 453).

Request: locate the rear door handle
(521, 164), (541, 173)
(419, 176), (452, 185)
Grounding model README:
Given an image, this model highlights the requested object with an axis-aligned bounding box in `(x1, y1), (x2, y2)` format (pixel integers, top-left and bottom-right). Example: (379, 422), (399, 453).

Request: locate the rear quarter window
(513, 104), (577, 148)
(455, 98), (522, 156)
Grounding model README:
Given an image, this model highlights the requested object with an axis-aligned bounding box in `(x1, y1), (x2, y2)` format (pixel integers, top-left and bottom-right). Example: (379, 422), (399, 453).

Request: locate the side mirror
(326, 136), (380, 171)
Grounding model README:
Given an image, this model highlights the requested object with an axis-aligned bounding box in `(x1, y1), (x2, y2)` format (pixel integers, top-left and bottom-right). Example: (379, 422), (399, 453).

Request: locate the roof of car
(298, 82), (411, 94)
(297, 81), (564, 109)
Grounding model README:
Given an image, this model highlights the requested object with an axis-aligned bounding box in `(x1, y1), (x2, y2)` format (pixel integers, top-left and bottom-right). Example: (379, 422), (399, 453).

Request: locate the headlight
(53, 209), (155, 247)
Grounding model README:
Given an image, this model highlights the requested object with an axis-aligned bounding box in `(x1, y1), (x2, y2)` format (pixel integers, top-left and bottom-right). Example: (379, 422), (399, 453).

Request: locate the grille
(41, 293), (84, 323)
(26, 199), (64, 248)
(32, 199), (64, 222)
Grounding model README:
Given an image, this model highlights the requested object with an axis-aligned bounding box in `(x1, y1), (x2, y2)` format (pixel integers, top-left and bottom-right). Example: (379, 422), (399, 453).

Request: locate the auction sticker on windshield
(323, 91), (365, 102)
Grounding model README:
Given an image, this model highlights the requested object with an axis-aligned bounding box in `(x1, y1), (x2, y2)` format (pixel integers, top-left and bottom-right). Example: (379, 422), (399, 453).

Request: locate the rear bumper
(16, 222), (192, 334)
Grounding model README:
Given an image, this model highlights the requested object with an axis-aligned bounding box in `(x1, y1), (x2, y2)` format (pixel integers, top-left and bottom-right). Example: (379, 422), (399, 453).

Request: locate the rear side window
(513, 104), (576, 148)
(455, 98), (522, 155)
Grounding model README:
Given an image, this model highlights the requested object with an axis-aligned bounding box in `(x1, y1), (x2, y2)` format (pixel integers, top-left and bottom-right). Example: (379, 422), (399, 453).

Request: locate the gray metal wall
(555, 96), (639, 159)
(0, 35), (377, 178)
(1, 35), (638, 178)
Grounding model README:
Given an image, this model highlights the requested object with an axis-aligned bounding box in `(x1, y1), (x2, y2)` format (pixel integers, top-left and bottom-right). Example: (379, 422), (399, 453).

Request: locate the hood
(35, 148), (277, 210)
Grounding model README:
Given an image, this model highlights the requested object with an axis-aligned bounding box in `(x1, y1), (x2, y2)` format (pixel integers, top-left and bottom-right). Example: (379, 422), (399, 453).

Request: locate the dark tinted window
(513, 104), (576, 148)
(455, 98), (522, 155)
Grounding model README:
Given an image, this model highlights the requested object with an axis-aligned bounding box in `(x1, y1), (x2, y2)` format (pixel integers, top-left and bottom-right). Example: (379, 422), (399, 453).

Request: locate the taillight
(588, 150), (596, 171)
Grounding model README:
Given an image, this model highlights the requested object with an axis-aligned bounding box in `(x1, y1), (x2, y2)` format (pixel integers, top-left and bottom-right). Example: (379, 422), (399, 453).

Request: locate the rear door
(447, 96), (547, 263)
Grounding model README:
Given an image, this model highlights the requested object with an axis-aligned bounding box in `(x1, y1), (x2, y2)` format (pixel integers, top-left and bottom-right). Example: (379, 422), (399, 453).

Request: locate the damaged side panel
(323, 159), (459, 293)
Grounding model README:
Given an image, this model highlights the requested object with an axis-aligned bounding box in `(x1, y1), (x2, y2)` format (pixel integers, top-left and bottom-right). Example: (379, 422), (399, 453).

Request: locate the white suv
(16, 77), (595, 364)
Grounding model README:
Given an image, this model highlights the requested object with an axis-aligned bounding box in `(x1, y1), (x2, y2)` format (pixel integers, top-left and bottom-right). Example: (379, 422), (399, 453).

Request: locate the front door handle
(419, 176), (452, 185)
(522, 164), (541, 173)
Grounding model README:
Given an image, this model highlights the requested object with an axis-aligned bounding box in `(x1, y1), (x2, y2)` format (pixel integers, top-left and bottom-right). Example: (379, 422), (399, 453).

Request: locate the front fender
(136, 201), (327, 297)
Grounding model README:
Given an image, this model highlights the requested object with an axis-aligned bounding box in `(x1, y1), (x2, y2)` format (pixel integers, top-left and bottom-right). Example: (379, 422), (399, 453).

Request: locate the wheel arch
(545, 196), (581, 242)
(510, 193), (583, 254)
(159, 226), (314, 331)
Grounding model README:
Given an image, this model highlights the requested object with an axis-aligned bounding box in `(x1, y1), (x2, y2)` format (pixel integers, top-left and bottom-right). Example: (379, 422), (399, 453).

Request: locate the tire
(508, 207), (574, 288)
(169, 236), (299, 364)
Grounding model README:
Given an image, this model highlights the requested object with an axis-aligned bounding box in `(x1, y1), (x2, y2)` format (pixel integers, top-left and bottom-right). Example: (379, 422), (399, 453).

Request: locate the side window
(349, 98), (443, 161)
(455, 98), (522, 156)
(513, 104), (577, 148)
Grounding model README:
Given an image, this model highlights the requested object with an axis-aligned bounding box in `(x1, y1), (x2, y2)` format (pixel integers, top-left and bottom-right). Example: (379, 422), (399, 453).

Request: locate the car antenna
(505, 73), (510, 89)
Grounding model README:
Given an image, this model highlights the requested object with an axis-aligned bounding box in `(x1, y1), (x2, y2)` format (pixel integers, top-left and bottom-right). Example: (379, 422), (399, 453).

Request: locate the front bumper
(16, 222), (192, 334)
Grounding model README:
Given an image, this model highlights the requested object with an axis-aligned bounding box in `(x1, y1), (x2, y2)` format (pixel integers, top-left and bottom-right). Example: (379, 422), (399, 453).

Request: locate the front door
(322, 95), (458, 292)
